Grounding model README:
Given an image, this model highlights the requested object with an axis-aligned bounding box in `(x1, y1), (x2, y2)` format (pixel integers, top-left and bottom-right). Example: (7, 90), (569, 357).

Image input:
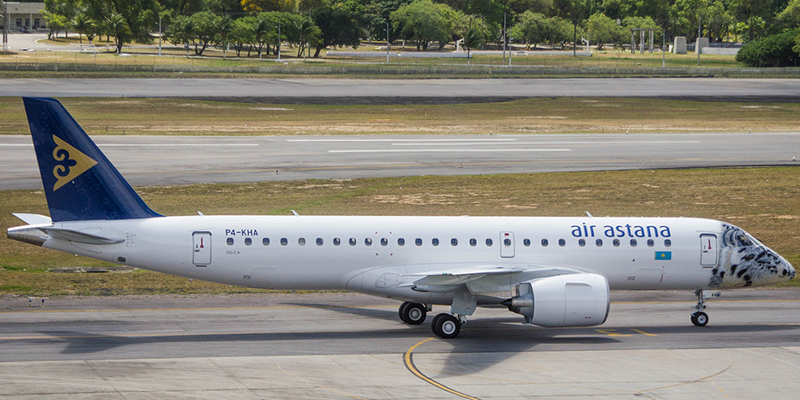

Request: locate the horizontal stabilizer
(42, 227), (125, 245)
(13, 213), (52, 225)
(7, 224), (124, 246)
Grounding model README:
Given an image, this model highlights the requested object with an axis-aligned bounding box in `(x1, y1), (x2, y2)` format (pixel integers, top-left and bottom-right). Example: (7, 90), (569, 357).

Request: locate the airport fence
(1, 59), (800, 76)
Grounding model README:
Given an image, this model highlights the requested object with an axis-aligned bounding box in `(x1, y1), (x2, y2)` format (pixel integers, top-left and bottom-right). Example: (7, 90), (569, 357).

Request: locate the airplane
(7, 97), (796, 338)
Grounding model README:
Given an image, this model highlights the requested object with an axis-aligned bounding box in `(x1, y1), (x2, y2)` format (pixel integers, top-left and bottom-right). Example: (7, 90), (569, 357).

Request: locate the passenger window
(381, 238), (388, 246)
(349, 237), (357, 246)
(469, 238), (477, 246)
(298, 238), (306, 246)
(432, 238), (439, 246)
(578, 239), (586, 247)
(333, 238), (341, 246)
(596, 239), (603, 247)
(365, 238), (373, 246)
(397, 238), (405, 246)
(227, 238), (234, 246)
(316, 238), (324, 246)
(630, 239), (637, 247)
(280, 238), (288, 246)
(541, 238), (549, 247)
(244, 238), (252, 246)
(451, 238), (458, 246)
(613, 239), (620, 247)
(485, 238), (493, 246)
(523, 239), (531, 247)
(647, 239), (654, 247)
(415, 238), (423, 246)
(262, 238), (270, 246)
(664, 239), (672, 247)
(504, 238), (512, 247)
(558, 239), (566, 247)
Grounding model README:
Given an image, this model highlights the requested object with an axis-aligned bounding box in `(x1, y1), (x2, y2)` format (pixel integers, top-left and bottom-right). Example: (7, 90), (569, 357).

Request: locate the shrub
(736, 30), (799, 67)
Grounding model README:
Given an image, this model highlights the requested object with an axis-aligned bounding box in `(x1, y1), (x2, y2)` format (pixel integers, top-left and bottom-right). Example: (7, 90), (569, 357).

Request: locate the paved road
(1, 78), (800, 103)
(1, 290), (799, 398)
(2, 132), (798, 190)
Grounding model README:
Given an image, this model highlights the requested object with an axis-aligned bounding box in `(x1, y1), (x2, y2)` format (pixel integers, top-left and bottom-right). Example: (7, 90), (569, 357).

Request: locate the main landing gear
(398, 301), (428, 325)
(397, 302), (466, 338)
(691, 289), (718, 327)
(431, 313), (466, 339)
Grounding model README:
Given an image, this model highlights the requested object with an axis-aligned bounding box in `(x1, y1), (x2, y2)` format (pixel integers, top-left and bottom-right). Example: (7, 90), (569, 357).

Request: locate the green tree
(670, 0), (707, 41)
(312, 5), (362, 57)
(508, 11), (548, 48)
(217, 16), (234, 58)
(295, 16), (322, 57)
(391, 0), (457, 51)
(72, 13), (96, 44)
(43, 12), (69, 39)
(728, 21), (746, 42)
(586, 12), (622, 49)
(462, 24), (484, 62)
(704, 1), (731, 42)
(105, 12), (131, 54)
(230, 16), (257, 56)
(778, 0), (800, 28)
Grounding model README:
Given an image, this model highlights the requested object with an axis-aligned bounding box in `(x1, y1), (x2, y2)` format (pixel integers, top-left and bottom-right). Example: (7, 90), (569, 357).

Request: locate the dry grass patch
(2, 97), (800, 136)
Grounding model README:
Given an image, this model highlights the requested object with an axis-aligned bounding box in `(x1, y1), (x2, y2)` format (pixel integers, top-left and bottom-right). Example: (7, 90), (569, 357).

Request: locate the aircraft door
(193, 231), (211, 266)
(700, 234), (717, 267)
(500, 231), (515, 258)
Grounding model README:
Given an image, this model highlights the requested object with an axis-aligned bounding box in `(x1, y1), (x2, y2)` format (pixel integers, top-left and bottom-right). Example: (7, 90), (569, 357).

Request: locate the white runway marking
(288, 138), (517, 142)
(329, 148), (572, 153)
(97, 143), (260, 147)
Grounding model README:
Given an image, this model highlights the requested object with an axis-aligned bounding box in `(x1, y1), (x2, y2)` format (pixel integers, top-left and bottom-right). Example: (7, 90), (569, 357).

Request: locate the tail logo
(51, 135), (98, 191)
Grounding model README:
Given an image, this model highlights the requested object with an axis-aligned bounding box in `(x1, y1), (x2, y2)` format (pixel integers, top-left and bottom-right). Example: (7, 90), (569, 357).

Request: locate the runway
(1, 290), (799, 398)
(2, 132), (799, 190)
(1, 78), (800, 102)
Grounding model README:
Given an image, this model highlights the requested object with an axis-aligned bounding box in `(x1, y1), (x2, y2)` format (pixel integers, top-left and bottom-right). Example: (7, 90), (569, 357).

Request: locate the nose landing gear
(691, 290), (718, 327)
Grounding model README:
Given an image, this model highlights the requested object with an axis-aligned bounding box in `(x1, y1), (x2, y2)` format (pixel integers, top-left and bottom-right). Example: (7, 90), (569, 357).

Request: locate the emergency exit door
(193, 232), (212, 266)
(500, 232), (515, 258)
(700, 234), (717, 267)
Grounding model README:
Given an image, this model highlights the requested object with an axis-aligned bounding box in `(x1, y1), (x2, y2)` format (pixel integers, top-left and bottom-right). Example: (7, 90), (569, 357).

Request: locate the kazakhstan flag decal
(655, 251), (672, 260)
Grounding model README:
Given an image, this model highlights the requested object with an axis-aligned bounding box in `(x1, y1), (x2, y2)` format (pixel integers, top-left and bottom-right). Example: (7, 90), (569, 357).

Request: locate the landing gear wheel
(398, 302), (411, 323)
(398, 302), (427, 325)
(691, 311), (709, 327)
(432, 313), (461, 339)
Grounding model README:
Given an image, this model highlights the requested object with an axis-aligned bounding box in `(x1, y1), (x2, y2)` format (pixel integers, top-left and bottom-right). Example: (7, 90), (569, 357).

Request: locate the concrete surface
(1, 290), (799, 399)
(2, 132), (798, 190)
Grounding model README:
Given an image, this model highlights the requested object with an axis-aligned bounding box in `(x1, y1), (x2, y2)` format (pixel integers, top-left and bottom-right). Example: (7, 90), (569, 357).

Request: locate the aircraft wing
(403, 264), (582, 293)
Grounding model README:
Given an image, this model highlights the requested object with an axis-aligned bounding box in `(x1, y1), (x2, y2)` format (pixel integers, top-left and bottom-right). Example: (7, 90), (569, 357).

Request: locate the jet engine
(503, 273), (610, 327)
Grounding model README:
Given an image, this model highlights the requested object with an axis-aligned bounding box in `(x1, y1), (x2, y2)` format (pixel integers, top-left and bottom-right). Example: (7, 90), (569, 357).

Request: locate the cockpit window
(735, 233), (754, 247)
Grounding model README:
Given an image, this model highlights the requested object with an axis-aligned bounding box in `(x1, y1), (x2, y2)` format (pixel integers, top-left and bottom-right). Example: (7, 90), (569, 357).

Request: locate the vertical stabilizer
(23, 97), (162, 222)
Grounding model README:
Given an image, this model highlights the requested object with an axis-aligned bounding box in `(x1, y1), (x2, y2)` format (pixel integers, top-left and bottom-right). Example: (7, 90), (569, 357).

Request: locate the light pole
(386, 20), (390, 64)
(2, 1), (8, 52)
(157, 15), (162, 56)
(277, 21), (281, 61)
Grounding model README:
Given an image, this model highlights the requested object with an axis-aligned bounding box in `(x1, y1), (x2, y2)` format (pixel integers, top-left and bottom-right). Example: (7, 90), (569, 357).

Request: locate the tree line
(41, 0), (800, 58)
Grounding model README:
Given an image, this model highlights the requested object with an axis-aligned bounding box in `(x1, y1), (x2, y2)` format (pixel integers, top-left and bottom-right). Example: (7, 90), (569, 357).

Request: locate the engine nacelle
(504, 273), (610, 327)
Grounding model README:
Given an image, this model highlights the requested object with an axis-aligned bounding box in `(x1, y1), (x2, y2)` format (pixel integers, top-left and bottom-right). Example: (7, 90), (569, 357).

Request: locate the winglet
(23, 97), (162, 222)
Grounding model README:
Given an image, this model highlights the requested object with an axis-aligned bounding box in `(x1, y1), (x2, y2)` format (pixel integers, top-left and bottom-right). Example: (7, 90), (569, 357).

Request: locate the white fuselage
(40, 215), (784, 306)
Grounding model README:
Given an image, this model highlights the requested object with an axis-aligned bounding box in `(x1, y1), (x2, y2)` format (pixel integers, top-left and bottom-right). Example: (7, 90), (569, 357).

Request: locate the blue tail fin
(23, 97), (162, 222)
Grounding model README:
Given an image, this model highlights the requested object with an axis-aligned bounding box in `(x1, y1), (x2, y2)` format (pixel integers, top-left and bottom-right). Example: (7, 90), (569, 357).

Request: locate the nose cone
(780, 255), (796, 281)
(749, 249), (795, 286)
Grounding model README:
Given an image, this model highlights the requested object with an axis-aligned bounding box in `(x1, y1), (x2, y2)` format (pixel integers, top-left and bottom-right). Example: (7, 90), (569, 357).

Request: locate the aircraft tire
(691, 311), (709, 327)
(398, 302), (412, 323)
(432, 313), (461, 339)
(403, 303), (427, 325)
